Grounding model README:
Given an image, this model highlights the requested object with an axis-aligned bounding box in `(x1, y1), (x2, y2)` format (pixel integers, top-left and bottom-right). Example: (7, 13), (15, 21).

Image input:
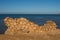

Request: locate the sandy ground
(0, 30), (60, 40)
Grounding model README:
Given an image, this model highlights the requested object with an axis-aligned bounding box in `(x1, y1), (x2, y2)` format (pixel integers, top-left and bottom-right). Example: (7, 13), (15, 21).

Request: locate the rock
(44, 20), (57, 31)
(4, 17), (58, 35)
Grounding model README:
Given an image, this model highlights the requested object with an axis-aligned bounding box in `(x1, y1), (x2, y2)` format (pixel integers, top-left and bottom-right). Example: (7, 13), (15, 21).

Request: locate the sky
(0, 0), (60, 14)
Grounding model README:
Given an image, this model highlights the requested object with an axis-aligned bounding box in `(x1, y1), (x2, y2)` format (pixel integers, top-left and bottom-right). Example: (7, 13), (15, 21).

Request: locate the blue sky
(0, 0), (60, 14)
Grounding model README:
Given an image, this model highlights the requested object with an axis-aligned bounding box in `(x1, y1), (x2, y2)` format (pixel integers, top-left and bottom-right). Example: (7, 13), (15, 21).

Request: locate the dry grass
(0, 30), (60, 40)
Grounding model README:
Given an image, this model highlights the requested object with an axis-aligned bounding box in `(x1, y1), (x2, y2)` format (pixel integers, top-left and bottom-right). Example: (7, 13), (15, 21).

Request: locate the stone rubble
(4, 17), (57, 35)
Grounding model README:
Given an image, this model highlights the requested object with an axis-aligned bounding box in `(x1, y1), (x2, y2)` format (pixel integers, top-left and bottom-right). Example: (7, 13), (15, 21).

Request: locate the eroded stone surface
(4, 17), (57, 35)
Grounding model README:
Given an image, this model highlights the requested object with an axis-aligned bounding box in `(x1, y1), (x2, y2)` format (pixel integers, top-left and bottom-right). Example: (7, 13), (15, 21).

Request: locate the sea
(0, 14), (60, 34)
